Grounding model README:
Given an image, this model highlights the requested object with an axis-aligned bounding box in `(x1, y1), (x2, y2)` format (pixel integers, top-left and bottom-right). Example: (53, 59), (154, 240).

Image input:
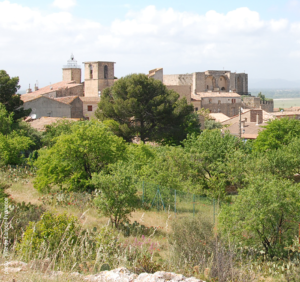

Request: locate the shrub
(17, 212), (79, 261)
(219, 176), (300, 257)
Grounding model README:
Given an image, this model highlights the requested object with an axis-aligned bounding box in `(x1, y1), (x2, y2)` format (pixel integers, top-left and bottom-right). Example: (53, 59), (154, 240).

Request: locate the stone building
(242, 96), (274, 112)
(21, 95), (83, 119)
(20, 55), (115, 119)
(149, 68), (247, 117)
(83, 61), (115, 97)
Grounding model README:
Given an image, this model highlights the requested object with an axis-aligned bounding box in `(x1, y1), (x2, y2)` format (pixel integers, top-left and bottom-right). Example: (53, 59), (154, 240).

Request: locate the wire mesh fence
(140, 181), (219, 224)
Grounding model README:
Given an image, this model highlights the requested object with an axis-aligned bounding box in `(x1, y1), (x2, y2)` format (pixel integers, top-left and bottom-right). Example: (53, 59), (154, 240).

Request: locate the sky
(1, 0), (300, 90)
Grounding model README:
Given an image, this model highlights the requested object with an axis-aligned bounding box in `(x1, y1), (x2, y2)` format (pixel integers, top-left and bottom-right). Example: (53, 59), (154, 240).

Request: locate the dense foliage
(0, 70), (30, 120)
(95, 73), (200, 145)
(34, 120), (126, 192)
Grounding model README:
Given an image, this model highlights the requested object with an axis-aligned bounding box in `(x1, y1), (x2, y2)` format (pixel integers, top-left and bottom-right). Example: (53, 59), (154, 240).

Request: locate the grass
(274, 98), (300, 108)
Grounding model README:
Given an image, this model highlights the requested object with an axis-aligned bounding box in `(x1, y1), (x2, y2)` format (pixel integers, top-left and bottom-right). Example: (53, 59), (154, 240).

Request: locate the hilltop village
(21, 55), (299, 138)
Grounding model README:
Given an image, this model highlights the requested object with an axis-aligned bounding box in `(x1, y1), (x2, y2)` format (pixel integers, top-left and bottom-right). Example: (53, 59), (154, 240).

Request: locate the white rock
(0, 261), (27, 268)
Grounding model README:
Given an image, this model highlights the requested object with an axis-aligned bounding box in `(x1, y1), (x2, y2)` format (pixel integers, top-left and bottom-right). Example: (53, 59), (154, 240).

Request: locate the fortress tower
(62, 54), (81, 84)
(83, 61), (115, 97)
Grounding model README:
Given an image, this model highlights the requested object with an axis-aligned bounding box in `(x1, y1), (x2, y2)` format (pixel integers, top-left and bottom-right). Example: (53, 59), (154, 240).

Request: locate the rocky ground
(0, 261), (205, 282)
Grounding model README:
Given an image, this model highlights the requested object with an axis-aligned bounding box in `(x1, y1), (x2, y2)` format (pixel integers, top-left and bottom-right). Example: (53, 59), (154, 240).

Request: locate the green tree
(0, 103), (34, 165)
(257, 92), (266, 101)
(204, 119), (223, 130)
(96, 74), (200, 145)
(254, 117), (300, 152)
(0, 131), (34, 165)
(0, 70), (30, 120)
(41, 119), (75, 147)
(34, 121), (126, 192)
(93, 162), (139, 228)
(183, 130), (245, 198)
(220, 176), (300, 257)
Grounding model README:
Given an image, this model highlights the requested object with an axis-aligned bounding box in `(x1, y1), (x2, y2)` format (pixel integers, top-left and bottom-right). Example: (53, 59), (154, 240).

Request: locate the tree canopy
(34, 121), (127, 192)
(253, 117), (300, 152)
(0, 70), (30, 120)
(95, 74), (200, 145)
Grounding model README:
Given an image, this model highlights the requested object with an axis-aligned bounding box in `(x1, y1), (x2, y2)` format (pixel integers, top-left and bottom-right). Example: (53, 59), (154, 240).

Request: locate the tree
(0, 70), (30, 120)
(93, 162), (139, 228)
(0, 103), (34, 165)
(257, 92), (266, 101)
(254, 117), (300, 152)
(183, 130), (245, 198)
(96, 74), (200, 144)
(34, 121), (127, 192)
(220, 176), (300, 257)
(204, 119), (223, 130)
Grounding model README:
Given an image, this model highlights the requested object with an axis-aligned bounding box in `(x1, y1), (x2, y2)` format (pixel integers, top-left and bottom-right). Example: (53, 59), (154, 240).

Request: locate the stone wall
(55, 84), (84, 98)
(250, 109), (263, 123)
(149, 68), (163, 82)
(70, 97), (84, 118)
(80, 97), (100, 119)
(23, 97), (71, 119)
(260, 100), (274, 112)
(163, 74), (193, 86)
(203, 102), (242, 117)
(62, 68), (81, 84)
(166, 85), (191, 103)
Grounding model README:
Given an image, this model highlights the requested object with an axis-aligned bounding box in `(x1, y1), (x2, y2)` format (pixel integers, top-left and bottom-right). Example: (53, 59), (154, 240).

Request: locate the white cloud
(0, 1), (300, 88)
(52, 0), (76, 10)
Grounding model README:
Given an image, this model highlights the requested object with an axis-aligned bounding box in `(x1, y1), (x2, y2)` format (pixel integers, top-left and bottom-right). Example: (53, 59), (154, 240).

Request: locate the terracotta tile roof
(21, 81), (82, 102)
(209, 113), (230, 123)
(26, 117), (80, 131)
(224, 121), (266, 139)
(272, 111), (300, 116)
(54, 96), (79, 104)
(192, 92), (241, 100)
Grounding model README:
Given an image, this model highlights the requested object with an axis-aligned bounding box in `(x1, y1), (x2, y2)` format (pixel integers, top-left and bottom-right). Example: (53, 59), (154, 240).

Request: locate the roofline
(82, 61), (116, 64)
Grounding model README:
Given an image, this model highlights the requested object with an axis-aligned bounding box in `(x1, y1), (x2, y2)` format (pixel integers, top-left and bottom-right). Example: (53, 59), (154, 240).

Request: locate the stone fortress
(21, 55), (273, 124)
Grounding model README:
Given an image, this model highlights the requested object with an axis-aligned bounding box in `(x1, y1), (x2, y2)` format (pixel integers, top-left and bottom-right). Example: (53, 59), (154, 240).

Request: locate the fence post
(213, 199), (216, 225)
(193, 194), (195, 217)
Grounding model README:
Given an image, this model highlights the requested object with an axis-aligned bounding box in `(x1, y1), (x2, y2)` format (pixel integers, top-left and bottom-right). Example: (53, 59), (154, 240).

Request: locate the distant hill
(250, 79), (300, 89)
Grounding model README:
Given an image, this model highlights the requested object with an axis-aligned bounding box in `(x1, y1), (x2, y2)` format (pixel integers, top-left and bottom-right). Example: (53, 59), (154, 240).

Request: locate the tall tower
(62, 54), (82, 84)
(83, 61), (115, 97)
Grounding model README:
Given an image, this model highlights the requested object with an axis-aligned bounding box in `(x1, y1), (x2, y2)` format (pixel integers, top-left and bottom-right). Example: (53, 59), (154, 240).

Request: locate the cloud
(0, 1), (300, 88)
(52, 0), (76, 10)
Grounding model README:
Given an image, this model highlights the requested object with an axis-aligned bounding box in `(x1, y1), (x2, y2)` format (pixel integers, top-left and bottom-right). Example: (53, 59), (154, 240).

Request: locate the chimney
(256, 114), (260, 125)
(26, 84), (32, 94)
(34, 84), (39, 91)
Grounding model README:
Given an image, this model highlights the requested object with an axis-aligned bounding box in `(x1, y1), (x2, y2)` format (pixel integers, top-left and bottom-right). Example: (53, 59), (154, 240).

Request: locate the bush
(219, 176), (300, 257)
(17, 212), (79, 261)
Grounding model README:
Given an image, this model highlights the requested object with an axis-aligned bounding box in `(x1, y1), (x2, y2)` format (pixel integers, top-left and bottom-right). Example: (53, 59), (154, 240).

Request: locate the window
(209, 99), (212, 104)
(207, 85), (209, 90)
(232, 99), (236, 104)
(104, 65), (108, 79)
(87, 105), (93, 111)
(221, 87), (225, 91)
(195, 107), (198, 111)
(89, 64), (93, 79)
